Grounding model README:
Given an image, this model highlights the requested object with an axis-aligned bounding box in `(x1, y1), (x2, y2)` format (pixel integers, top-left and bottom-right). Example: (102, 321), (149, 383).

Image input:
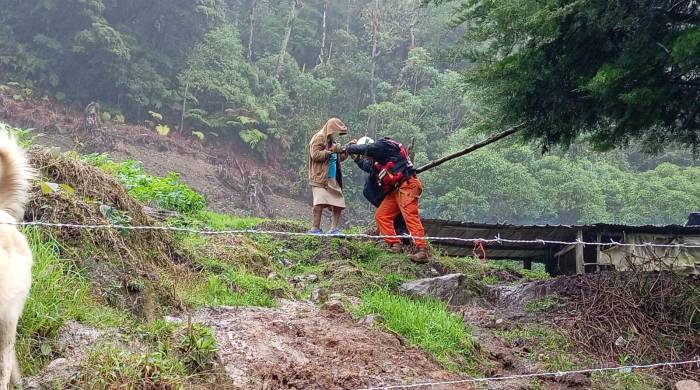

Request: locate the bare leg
(331, 207), (342, 230)
(312, 205), (324, 230)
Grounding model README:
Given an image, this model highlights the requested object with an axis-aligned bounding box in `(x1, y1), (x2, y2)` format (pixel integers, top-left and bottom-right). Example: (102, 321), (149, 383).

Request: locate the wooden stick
(415, 123), (524, 174)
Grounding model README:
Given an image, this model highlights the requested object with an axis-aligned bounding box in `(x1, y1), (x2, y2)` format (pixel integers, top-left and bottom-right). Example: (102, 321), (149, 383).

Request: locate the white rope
(8, 221), (700, 249)
(355, 357), (700, 389)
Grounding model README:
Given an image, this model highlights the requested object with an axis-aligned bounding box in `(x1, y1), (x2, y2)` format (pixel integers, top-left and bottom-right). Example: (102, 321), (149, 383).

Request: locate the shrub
(84, 155), (207, 214)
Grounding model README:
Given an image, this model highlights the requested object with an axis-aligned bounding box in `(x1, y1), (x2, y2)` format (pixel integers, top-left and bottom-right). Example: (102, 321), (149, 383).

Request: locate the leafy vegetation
(1, 0), (698, 225)
(177, 322), (219, 373)
(84, 154), (207, 214)
(17, 229), (129, 375)
(435, 0), (700, 153)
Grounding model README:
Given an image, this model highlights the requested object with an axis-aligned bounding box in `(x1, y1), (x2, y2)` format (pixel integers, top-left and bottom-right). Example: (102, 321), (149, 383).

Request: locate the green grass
(498, 325), (576, 371)
(355, 289), (480, 373)
(194, 210), (263, 230)
(17, 228), (130, 375)
(524, 295), (564, 313)
(73, 344), (186, 389)
(591, 371), (662, 390)
(177, 267), (290, 308)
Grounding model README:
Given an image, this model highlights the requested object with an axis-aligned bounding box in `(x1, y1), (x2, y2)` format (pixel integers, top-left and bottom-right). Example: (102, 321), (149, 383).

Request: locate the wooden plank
(554, 244), (576, 258)
(595, 233), (601, 272)
(576, 229), (585, 275)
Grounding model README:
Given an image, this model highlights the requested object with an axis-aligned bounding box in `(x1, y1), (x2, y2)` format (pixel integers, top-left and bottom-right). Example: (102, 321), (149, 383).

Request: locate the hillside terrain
(1, 88), (311, 220)
(0, 121), (694, 389)
(2, 0), (699, 388)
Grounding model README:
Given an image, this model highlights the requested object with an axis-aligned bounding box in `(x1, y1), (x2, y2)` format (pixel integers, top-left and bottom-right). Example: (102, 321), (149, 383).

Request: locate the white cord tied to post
(5, 220), (700, 249)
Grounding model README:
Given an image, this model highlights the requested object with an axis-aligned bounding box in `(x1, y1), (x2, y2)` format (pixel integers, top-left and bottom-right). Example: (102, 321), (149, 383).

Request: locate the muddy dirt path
(191, 300), (470, 390)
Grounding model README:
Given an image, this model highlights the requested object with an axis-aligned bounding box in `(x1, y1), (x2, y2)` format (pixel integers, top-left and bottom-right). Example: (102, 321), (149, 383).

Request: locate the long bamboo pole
(415, 123), (525, 174)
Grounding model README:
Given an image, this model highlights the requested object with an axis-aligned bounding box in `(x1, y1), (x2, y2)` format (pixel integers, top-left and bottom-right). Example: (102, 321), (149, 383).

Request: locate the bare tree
(247, 0), (259, 62)
(276, 0), (303, 78)
(366, 0), (380, 138)
(317, 0), (330, 65)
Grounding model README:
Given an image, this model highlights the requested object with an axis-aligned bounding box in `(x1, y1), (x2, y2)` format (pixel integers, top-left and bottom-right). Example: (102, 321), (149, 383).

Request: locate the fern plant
(239, 129), (268, 151)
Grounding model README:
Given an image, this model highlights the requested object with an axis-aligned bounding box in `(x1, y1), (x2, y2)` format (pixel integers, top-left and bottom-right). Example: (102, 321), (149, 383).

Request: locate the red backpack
(373, 138), (413, 192)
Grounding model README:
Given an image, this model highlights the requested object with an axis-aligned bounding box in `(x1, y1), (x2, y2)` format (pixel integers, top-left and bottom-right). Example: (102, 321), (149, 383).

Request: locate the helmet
(357, 136), (375, 145)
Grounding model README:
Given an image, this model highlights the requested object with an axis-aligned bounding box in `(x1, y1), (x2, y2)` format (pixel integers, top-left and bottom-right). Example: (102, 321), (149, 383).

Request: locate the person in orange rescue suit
(345, 136), (429, 263)
(307, 118), (349, 235)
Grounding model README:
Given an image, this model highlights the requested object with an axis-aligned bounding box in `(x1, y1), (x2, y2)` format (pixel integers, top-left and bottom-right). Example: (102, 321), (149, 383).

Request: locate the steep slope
(1, 88), (310, 219)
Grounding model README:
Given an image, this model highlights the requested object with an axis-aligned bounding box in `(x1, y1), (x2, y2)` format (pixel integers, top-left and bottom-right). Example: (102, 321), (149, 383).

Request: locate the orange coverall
(375, 176), (426, 248)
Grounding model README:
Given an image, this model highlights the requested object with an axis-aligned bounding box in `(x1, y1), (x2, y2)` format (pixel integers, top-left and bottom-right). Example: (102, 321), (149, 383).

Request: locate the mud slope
(192, 300), (468, 390)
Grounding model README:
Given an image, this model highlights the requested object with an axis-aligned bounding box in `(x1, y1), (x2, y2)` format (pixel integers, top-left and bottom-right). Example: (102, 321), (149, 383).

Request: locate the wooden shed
(422, 219), (700, 276)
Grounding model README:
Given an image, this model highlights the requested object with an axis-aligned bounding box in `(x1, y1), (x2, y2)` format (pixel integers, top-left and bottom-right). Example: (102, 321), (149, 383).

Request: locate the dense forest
(1, 0), (698, 225)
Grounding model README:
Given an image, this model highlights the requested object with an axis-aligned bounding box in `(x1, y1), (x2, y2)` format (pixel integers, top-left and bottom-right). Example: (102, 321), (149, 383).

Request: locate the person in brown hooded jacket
(308, 118), (349, 234)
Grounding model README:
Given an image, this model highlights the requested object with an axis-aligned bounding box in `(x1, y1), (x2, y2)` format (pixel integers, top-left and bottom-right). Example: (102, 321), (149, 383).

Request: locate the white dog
(0, 130), (34, 389)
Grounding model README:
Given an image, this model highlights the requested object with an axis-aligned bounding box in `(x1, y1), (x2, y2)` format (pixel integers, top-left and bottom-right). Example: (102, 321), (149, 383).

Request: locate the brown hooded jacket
(308, 118), (348, 188)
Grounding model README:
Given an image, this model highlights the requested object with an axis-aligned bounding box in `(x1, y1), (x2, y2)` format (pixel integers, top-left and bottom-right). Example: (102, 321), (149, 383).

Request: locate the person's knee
(375, 211), (392, 224)
(313, 205), (326, 212)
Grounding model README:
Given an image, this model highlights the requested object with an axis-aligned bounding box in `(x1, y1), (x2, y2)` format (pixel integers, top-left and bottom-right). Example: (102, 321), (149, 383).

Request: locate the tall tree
(433, 0), (700, 153)
(275, 0), (303, 78)
(247, 0), (259, 61)
(366, 0), (381, 137)
(317, 0), (330, 65)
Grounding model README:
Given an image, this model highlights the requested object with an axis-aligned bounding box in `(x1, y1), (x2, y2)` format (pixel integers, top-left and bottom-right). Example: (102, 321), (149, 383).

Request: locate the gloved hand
(329, 143), (344, 154)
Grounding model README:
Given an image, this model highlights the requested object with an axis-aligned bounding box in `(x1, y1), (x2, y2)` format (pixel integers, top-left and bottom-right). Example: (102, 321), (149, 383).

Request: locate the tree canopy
(0, 0), (698, 225)
(439, 0), (700, 153)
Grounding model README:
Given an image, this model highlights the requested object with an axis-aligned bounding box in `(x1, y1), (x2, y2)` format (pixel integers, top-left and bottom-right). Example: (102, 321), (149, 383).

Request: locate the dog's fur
(0, 131), (34, 389)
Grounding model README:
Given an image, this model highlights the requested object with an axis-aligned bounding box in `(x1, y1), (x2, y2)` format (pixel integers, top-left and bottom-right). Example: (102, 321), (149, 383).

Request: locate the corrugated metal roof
(422, 219), (700, 259)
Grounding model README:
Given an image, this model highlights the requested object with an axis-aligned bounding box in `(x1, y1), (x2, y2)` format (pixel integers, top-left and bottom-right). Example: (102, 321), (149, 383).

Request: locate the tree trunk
(367, 0), (380, 138)
(346, 0), (352, 31)
(318, 0), (329, 65)
(180, 81), (189, 133)
(276, 0), (300, 78)
(247, 0), (258, 62)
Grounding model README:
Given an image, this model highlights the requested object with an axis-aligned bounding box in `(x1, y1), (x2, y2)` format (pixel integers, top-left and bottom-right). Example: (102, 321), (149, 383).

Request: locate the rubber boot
(388, 243), (403, 254)
(408, 248), (429, 264)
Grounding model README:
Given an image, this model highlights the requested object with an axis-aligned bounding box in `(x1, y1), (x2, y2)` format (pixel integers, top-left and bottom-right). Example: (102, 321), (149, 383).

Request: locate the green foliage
(148, 111), (164, 122)
(2, 0), (698, 225)
(155, 124), (171, 136)
(439, 0), (700, 152)
(422, 145), (700, 225)
(189, 269), (288, 307)
(355, 289), (480, 373)
(177, 323), (218, 373)
(193, 211), (263, 230)
(0, 122), (40, 148)
(17, 229), (128, 375)
(524, 295), (563, 313)
(74, 345), (185, 389)
(499, 326), (576, 371)
(239, 128), (268, 150)
(84, 155), (206, 214)
(591, 371), (663, 390)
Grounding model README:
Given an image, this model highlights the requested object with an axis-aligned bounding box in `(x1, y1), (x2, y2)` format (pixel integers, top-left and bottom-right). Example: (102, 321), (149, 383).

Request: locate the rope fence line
(7, 220), (699, 385)
(6, 220), (700, 249)
(355, 358), (700, 389)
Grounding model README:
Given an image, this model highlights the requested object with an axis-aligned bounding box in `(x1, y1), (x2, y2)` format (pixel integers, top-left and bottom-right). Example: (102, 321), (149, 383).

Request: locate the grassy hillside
(9, 123), (695, 389)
